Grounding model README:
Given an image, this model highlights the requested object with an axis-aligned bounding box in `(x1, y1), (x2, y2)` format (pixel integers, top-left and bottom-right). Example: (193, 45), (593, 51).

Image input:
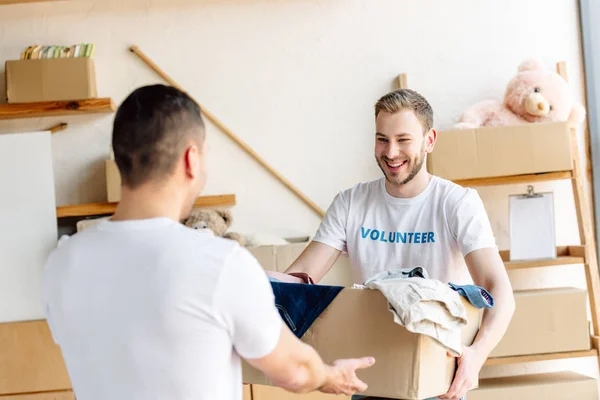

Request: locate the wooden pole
(397, 73), (408, 90)
(128, 45), (325, 218)
(558, 61), (600, 338)
(48, 122), (67, 134)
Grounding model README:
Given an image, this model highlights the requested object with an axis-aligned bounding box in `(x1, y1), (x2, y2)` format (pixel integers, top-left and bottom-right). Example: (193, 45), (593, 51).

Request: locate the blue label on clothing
(360, 227), (435, 244)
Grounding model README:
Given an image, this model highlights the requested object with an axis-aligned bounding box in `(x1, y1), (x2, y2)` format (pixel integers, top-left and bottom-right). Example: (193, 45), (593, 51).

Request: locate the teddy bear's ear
(568, 103), (587, 126)
(518, 58), (546, 73)
(215, 209), (233, 226)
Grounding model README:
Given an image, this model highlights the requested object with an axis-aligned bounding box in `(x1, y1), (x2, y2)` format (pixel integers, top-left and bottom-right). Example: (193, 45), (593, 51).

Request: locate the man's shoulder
(431, 175), (481, 209)
(337, 177), (383, 199)
(45, 221), (244, 271)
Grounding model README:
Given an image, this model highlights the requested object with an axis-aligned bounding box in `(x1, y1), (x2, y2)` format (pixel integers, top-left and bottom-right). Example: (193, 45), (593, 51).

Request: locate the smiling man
(284, 88), (515, 400)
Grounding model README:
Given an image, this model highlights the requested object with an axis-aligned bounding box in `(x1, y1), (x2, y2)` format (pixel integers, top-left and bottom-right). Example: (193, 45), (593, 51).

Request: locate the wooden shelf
(0, 98), (115, 120)
(56, 194), (236, 218)
(501, 246), (585, 270)
(453, 170), (573, 187)
(484, 349), (598, 366)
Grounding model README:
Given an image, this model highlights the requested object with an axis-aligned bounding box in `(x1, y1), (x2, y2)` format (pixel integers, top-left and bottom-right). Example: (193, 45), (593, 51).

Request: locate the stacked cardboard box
(427, 122), (572, 181)
(489, 287), (590, 358)
(468, 372), (599, 399)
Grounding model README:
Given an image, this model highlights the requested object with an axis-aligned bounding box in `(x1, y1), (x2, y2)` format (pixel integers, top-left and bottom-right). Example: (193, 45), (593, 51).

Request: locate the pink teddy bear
(454, 59), (586, 129)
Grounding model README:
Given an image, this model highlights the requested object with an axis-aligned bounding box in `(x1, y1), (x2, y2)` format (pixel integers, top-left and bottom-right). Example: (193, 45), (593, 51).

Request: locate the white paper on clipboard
(509, 186), (556, 261)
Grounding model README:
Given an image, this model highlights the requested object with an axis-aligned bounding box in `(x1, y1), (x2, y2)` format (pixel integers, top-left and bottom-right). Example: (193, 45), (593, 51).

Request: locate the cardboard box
(489, 287), (590, 358)
(252, 384), (349, 399)
(6, 58), (97, 103)
(247, 243), (482, 398)
(105, 159), (121, 202)
(242, 285), (481, 399)
(0, 320), (71, 395)
(427, 122), (572, 181)
(467, 371), (599, 400)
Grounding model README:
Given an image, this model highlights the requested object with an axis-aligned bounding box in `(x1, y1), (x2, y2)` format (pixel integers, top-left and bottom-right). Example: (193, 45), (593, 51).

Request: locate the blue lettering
(361, 227), (371, 239)
(380, 230), (388, 242)
(370, 230), (380, 240)
(359, 228), (435, 245)
(398, 232), (407, 243)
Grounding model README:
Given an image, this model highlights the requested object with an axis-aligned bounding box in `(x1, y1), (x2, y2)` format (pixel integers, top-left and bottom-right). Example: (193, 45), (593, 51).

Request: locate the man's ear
(425, 128), (437, 153)
(184, 143), (200, 179)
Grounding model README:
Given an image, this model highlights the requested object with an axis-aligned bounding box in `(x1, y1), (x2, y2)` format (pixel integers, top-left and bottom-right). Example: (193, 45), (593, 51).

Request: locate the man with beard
(282, 89), (515, 400)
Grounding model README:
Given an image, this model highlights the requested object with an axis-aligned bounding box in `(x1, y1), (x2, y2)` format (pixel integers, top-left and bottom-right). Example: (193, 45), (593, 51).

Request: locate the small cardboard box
(105, 159), (121, 203)
(427, 122), (572, 181)
(467, 371), (599, 400)
(6, 58), (97, 103)
(489, 287), (590, 358)
(0, 320), (71, 395)
(245, 244), (482, 399)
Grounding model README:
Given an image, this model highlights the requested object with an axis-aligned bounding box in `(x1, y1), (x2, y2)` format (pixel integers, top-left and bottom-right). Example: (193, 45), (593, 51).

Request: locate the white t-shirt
(42, 217), (281, 400)
(313, 176), (497, 285)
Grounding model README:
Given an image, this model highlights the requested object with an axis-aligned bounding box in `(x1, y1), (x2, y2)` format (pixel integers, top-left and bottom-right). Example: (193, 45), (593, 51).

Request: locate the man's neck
(384, 169), (432, 198)
(111, 183), (186, 222)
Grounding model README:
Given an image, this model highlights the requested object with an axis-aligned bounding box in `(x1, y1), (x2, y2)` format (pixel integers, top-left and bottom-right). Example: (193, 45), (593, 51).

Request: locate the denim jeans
(448, 282), (494, 309)
(269, 279), (343, 338)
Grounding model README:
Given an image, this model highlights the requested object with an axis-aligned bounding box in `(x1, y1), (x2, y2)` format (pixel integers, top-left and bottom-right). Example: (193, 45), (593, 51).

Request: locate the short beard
(377, 144), (426, 187)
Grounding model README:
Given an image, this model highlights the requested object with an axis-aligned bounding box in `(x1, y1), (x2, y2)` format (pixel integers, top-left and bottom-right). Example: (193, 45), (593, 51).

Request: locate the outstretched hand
(319, 357), (376, 396)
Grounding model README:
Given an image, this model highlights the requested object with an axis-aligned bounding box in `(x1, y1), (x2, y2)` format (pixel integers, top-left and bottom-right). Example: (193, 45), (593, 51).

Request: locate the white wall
(0, 0), (596, 381)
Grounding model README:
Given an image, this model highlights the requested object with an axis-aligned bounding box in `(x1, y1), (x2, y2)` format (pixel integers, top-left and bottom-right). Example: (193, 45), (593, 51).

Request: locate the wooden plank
(48, 123), (67, 134)
(452, 170), (573, 187)
(500, 246), (585, 270)
(484, 349), (598, 366)
(0, 0), (65, 5)
(56, 194), (236, 218)
(0, 98), (115, 120)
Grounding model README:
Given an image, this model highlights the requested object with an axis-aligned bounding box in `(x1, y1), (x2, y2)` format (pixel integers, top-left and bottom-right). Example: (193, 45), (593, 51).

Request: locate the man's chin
(385, 173), (408, 186)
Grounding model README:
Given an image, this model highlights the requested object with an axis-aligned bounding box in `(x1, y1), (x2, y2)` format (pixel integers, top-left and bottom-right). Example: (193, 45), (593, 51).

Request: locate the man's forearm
(283, 241), (341, 283)
(262, 326), (332, 394)
(469, 280), (515, 358)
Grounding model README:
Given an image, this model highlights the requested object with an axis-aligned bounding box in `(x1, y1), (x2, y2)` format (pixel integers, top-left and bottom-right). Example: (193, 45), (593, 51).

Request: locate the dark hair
(112, 84), (205, 188)
(374, 88), (434, 132)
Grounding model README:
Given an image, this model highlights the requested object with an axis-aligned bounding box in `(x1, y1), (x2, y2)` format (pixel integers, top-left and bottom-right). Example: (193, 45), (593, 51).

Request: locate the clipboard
(509, 185), (557, 261)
